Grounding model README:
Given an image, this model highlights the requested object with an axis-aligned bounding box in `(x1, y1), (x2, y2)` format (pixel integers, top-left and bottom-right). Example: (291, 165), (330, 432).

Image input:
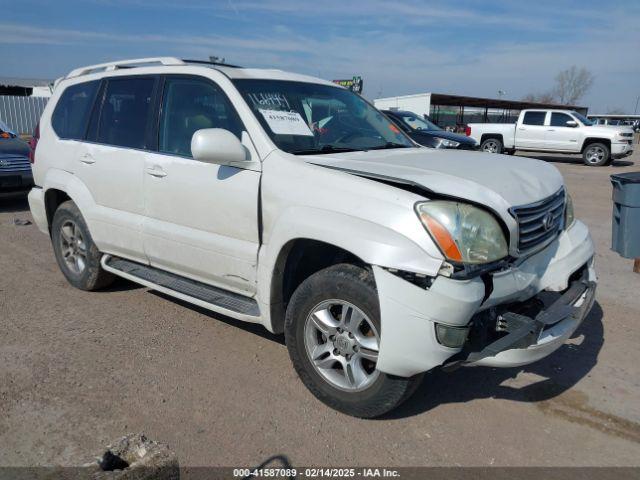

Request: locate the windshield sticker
(259, 109), (314, 136)
(248, 92), (291, 111)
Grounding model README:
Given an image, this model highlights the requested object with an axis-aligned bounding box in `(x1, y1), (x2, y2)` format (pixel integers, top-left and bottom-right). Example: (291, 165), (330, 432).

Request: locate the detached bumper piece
(444, 265), (595, 371)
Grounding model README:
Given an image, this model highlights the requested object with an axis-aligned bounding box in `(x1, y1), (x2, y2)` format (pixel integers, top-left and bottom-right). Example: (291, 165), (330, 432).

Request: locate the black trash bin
(611, 172), (640, 259)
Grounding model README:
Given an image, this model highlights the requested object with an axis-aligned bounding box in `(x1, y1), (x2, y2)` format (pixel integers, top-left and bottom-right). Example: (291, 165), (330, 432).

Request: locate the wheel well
(44, 189), (71, 234)
(269, 239), (366, 334)
(480, 134), (503, 145)
(582, 138), (611, 153)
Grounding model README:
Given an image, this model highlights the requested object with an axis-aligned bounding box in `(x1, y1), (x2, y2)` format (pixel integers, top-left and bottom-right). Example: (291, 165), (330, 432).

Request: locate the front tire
(51, 200), (115, 291)
(583, 142), (610, 166)
(481, 137), (503, 154)
(284, 264), (422, 418)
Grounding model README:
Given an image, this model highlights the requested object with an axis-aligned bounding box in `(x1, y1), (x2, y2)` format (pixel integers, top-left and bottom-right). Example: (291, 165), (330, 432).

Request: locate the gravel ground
(1, 150), (639, 468)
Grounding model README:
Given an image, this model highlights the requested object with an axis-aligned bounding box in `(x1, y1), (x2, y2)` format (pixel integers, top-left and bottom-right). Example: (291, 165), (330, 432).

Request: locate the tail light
(28, 122), (39, 164)
(464, 126), (471, 137)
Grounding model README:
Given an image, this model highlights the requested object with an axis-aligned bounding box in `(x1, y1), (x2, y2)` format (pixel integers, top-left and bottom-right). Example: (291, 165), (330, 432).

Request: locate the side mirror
(565, 120), (578, 127)
(191, 128), (248, 166)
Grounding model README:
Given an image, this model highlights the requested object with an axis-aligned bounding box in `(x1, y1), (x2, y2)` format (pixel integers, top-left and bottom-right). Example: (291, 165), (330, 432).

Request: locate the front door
(545, 112), (581, 151)
(142, 76), (261, 296)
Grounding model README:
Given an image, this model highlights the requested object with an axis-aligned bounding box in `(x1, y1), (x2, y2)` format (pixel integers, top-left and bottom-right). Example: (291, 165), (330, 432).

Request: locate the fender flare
(43, 168), (98, 229)
(256, 205), (444, 332)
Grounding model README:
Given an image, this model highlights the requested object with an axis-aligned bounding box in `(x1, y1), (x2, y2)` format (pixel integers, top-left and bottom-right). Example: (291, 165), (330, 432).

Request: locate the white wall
(374, 93), (432, 117)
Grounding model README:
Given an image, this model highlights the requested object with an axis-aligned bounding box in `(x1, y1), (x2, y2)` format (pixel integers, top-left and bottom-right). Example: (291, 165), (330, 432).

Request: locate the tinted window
(97, 77), (155, 149)
(399, 113), (441, 131)
(522, 111), (546, 126)
(159, 77), (244, 157)
(386, 114), (410, 132)
(550, 113), (574, 127)
(51, 81), (99, 139)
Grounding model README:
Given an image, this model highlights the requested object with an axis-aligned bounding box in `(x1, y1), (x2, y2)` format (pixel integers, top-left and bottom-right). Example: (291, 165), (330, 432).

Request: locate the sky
(1, 0), (639, 113)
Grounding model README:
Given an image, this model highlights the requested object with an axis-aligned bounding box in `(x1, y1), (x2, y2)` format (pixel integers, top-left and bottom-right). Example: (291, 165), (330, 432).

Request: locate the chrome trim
(509, 188), (566, 256)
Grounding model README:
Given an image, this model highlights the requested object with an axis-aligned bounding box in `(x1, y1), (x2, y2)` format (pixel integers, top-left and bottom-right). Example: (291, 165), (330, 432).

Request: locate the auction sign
(333, 76), (363, 94)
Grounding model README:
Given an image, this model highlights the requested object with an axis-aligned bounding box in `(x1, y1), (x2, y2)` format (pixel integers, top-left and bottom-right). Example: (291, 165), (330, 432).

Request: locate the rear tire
(285, 263), (423, 418)
(51, 200), (115, 291)
(481, 138), (503, 154)
(582, 142), (610, 166)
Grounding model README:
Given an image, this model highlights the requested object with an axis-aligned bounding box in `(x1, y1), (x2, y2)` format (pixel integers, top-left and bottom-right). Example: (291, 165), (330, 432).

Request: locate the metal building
(0, 77), (53, 136)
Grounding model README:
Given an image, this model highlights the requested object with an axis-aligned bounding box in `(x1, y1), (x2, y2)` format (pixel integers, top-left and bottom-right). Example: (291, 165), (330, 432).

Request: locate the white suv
(28, 58), (597, 417)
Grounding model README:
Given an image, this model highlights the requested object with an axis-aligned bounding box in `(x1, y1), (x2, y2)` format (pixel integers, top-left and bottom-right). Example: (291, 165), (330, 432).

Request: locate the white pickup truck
(466, 109), (635, 166)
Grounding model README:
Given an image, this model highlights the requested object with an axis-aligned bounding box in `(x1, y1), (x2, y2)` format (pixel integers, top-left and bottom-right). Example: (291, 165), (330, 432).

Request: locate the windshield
(572, 112), (593, 126)
(233, 79), (414, 154)
(397, 112), (442, 131)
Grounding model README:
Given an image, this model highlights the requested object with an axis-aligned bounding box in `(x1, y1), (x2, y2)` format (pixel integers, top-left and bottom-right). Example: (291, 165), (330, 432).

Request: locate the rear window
(96, 77), (156, 149)
(51, 81), (99, 140)
(522, 111), (546, 126)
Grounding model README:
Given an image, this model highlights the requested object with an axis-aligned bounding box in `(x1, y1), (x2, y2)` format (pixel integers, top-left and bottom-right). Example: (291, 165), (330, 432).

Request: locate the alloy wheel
(483, 140), (499, 153)
(59, 220), (87, 274)
(585, 146), (605, 164)
(304, 300), (380, 392)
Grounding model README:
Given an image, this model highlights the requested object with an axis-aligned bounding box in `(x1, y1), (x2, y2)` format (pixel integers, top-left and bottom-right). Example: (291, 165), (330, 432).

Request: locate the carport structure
(428, 93), (587, 128)
(374, 92), (587, 130)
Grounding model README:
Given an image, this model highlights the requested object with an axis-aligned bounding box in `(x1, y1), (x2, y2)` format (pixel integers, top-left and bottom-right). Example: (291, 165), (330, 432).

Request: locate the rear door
(77, 75), (159, 263)
(515, 111), (548, 149)
(545, 112), (581, 151)
(142, 75), (261, 296)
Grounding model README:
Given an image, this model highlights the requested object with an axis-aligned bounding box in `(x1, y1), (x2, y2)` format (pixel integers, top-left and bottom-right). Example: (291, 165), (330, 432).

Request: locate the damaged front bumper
(444, 264), (596, 370)
(373, 220), (597, 377)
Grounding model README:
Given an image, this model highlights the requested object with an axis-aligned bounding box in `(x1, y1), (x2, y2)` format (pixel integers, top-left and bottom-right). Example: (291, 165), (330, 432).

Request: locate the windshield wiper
(366, 142), (411, 150)
(289, 145), (361, 155)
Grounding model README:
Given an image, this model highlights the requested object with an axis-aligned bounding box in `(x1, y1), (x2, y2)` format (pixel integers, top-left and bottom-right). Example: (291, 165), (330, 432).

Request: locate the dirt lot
(1, 151), (639, 468)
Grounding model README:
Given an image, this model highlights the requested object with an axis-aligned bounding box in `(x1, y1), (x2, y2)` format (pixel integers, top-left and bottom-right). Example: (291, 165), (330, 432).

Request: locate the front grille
(511, 189), (565, 253)
(0, 154), (31, 172)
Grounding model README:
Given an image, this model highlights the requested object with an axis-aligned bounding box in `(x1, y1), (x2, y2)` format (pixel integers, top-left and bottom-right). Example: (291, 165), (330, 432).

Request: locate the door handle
(547, 129), (556, 132)
(80, 153), (95, 164)
(146, 166), (167, 178)
(518, 127), (526, 130)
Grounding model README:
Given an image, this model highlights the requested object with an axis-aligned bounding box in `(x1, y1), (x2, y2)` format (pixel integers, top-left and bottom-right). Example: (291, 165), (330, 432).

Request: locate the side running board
(101, 255), (260, 319)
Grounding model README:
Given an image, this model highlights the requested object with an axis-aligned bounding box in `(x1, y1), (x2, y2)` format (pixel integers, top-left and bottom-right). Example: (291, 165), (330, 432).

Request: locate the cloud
(0, 0), (638, 111)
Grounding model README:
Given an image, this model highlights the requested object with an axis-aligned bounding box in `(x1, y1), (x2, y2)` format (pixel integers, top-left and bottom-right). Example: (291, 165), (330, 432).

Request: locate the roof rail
(66, 57), (186, 79)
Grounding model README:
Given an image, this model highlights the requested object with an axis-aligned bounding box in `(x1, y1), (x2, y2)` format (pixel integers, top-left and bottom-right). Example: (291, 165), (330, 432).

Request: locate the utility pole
(634, 95), (640, 115)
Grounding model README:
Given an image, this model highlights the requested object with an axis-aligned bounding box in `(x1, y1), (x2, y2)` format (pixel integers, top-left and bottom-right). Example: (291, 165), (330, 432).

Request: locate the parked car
(382, 110), (478, 150)
(0, 119), (33, 191)
(466, 109), (634, 166)
(28, 58), (596, 418)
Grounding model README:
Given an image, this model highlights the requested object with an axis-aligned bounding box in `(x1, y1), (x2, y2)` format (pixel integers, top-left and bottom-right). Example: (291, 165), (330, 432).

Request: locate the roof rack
(66, 57), (186, 79)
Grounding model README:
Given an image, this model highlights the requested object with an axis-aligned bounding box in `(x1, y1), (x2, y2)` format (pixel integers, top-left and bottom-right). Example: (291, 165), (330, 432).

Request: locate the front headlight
(416, 201), (508, 264)
(434, 138), (460, 149)
(564, 193), (575, 228)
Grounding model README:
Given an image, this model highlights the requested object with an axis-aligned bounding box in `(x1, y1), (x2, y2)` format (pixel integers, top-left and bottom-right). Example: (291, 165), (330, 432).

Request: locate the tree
(553, 66), (594, 105)
(522, 92), (557, 104)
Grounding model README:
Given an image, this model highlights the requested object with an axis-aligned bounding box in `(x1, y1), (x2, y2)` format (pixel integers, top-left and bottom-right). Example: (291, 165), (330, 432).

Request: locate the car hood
(586, 125), (634, 135)
(304, 148), (564, 215)
(0, 137), (30, 156)
(413, 129), (476, 145)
